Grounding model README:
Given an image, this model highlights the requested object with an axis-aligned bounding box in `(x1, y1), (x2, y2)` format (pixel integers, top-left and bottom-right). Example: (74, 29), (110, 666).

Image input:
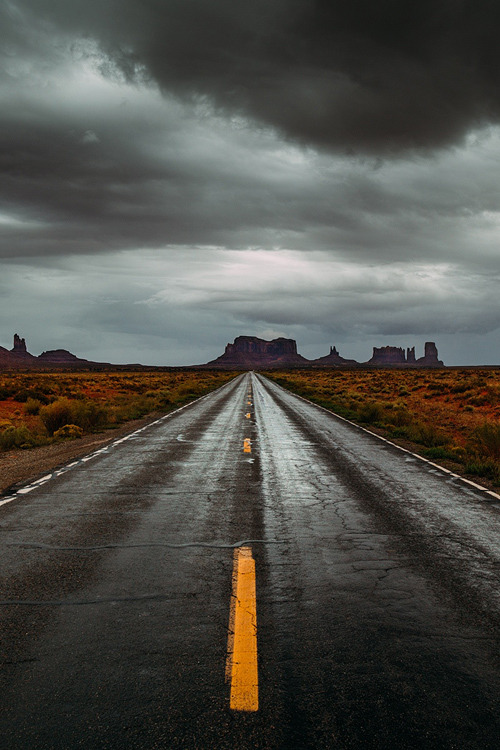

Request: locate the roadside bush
(422, 446), (462, 461)
(467, 422), (500, 463)
(24, 397), (42, 415)
(156, 390), (172, 407)
(70, 400), (109, 432)
(14, 388), (50, 404)
(39, 398), (74, 435)
(357, 401), (385, 424)
(0, 425), (37, 451)
(464, 459), (499, 483)
(40, 397), (109, 435)
(111, 396), (155, 423)
(53, 424), (84, 440)
(407, 422), (449, 447)
(391, 406), (412, 427)
(0, 386), (16, 399)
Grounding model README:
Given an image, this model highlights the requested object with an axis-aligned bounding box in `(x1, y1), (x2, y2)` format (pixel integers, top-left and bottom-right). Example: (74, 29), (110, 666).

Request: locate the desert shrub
(357, 401), (385, 424)
(39, 398), (74, 435)
(40, 397), (109, 435)
(156, 390), (172, 406)
(467, 395), (488, 407)
(174, 383), (204, 400)
(467, 422), (500, 463)
(486, 385), (500, 403)
(70, 400), (109, 432)
(450, 383), (471, 394)
(464, 459), (499, 483)
(407, 422), (449, 447)
(422, 447), (462, 461)
(427, 383), (448, 394)
(24, 397), (42, 415)
(112, 396), (156, 423)
(53, 424), (84, 440)
(0, 425), (37, 450)
(0, 385), (16, 399)
(391, 406), (412, 427)
(14, 388), (50, 404)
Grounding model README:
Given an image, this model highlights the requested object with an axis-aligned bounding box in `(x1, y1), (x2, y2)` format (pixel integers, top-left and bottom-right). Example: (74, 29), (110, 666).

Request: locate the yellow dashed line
(245, 413), (251, 419)
(243, 438), (251, 453)
(227, 547), (258, 712)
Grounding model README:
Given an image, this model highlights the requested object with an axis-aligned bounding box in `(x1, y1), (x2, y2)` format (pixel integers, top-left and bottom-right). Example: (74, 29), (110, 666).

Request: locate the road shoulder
(0, 411), (167, 496)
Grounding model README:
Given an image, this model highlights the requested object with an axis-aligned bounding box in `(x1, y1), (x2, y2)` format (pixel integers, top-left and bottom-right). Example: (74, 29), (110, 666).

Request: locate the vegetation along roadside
(0, 370), (238, 450)
(264, 368), (500, 491)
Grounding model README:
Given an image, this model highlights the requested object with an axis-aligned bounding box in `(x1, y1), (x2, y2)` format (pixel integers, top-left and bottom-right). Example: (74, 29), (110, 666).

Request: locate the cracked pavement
(0, 372), (499, 748)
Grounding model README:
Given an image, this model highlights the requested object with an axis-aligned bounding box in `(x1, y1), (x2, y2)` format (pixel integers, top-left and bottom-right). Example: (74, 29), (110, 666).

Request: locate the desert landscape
(1, 357), (498, 491)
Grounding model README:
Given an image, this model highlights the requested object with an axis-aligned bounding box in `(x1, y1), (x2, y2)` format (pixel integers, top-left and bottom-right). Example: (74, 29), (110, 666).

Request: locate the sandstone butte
(201, 335), (444, 369)
(0, 333), (444, 371)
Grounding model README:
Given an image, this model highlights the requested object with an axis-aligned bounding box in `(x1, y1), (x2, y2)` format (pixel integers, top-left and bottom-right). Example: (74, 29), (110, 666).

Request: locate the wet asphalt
(0, 372), (499, 749)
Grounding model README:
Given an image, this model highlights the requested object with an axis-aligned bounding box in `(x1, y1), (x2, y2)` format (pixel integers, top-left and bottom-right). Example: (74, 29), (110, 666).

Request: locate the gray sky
(1, 0), (499, 365)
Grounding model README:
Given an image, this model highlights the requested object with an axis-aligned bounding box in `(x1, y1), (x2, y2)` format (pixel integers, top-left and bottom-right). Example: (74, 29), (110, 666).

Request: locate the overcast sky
(1, 0), (499, 365)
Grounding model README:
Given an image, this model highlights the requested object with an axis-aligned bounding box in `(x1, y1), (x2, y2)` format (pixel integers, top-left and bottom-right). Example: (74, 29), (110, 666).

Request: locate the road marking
(226, 546), (258, 712)
(243, 438), (252, 453)
(245, 413), (251, 419)
(0, 376), (244, 512)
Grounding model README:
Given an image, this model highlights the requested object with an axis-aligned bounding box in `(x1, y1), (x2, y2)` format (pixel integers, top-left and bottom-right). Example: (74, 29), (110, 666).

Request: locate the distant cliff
(0, 334), (94, 370)
(204, 336), (309, 368)
(201, 337), (444, 369)
(0, 332), (446, 370)
(367, 342), (443, 367)
(310, 345), (358, 366)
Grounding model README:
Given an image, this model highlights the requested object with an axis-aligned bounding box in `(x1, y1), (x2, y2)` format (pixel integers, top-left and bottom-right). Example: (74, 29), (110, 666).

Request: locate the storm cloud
(0, 1), (499, 364)
(7, 0), (500, 154)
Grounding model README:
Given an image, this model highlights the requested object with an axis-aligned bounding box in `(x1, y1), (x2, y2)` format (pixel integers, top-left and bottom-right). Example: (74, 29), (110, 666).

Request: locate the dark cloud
(1, 1), (499, 365)
(6, 0), (500, 154)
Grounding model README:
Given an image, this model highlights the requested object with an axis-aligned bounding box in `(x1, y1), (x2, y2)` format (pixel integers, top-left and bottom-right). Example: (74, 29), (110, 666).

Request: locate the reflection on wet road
(0, 372), (499, 748)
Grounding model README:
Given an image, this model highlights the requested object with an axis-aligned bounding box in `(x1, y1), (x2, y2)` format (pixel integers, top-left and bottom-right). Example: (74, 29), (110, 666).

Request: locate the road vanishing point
(1, 372), (500, 748)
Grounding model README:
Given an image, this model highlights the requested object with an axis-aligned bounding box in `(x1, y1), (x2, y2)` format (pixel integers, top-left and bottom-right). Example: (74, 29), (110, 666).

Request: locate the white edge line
(0, 373), (243, 511)
(260, 374), (500, 502)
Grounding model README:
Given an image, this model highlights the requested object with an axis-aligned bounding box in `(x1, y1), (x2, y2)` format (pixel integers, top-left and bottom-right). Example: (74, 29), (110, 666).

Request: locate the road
(1, 372), (499, 749)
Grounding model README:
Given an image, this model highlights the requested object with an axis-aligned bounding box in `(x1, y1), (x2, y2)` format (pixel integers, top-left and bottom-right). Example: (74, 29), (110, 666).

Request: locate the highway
(1, 372), (499, 748)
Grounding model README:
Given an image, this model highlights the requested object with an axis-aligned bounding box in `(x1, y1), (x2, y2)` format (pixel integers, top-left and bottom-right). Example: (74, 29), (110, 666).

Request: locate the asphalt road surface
(1, 372), (499, 749)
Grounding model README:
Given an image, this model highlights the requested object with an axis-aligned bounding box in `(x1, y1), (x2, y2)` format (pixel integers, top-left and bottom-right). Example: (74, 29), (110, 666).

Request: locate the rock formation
(366, 342), (443, 367)
(0, 332), (445, 370)
(416, 342), (443, 366)
(310, 345), (358, 366)
(38, 349), (89, 364)
(0, 335), (94, 370)
(7, 333), (36, 364)
(204, 336), (309, 368)
(202, 337), (445, 369)
(11, 333), (27, 353)
(368, 346), (407, 365)
(407, 347), (416, 363)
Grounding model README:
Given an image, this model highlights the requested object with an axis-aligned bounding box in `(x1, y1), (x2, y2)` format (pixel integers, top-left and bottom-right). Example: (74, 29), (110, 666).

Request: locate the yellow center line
(245, 413), (251, 419)
(226, 547), (258, 712)
(243, 438), (251, 453)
